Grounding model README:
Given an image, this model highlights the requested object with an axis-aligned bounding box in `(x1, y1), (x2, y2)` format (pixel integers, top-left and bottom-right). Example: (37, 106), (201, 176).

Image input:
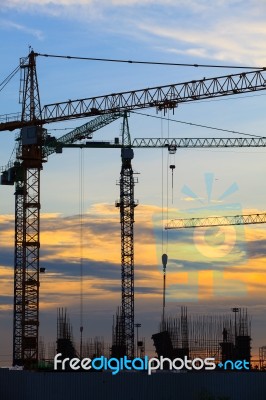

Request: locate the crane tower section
(116, 114), (138, 359)
(13, 52), (45, 367)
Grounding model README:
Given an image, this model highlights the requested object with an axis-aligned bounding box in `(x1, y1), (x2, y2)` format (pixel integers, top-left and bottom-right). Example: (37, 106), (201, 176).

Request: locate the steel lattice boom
(36, 69), (266, 125)
(131, 137), (266, 148)
(1, 66), (266, 131)
(4, 135), (266, 179)
(165, 213), (266, 230)
(44, 112), (122, 157)
(64, 136), (266, 150)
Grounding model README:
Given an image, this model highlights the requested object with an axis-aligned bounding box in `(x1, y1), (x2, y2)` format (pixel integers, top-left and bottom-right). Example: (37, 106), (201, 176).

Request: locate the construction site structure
(111, 307), (127, 358)
(152, 307), (251, 366)
(56, 308), (77, 364)
(111, 308), (145, 359)
(219, 308), (251, 363)
(83, 337), (109, 359)
(2, 51), (266, 367)
(259, 346), (266, 370)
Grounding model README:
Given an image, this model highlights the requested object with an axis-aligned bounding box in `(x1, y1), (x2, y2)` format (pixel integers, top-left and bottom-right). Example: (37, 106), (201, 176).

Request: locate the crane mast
(13, 51), (44, 367)
(7, 53), (123, 368)
(115, 113), (137, 359)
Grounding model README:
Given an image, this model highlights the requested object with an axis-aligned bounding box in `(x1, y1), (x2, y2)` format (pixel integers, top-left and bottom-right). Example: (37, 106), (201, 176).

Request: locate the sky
(1, 0), (266, 366)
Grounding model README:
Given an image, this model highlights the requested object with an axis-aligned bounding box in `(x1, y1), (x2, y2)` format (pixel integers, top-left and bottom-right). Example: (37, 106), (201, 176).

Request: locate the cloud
(0, 19), (44, 40)
(44, 258), (121, 280)
(0, 204), (163, 315)
(2, 0), (93, 4)
(2, 203), (266, 311)
(1, 0), (265, 65)
(0, 295), (13, 305)
(247, 238), (266, 259)
(0, 0), (101, 20)
(1, 0), (257, 9)
(93, 283), (161, 295)
(137, 18), (266, 65)
(0, 249), (13, 267)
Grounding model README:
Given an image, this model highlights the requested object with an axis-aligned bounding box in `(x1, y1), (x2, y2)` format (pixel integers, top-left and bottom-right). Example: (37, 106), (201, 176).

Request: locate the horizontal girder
(166, 213), (266, 229)
(1, 68), (266, 131)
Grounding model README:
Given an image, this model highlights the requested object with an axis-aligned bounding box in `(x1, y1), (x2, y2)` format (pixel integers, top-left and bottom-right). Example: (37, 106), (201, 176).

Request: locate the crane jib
(41, 69), (266, 123)
(0, 68), (266, 131)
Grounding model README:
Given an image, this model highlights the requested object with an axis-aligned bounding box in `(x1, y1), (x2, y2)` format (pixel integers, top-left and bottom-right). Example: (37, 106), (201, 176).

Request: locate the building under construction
(152, 307), (251, 365)
(38, 308), (110, 367)
(56, 308), (77, 363)
(111, 307), (126, 358)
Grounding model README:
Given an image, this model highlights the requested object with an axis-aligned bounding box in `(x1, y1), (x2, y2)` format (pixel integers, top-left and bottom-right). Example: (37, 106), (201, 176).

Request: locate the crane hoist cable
(161, 110), (165, 256)
(79, 148), (84, 358)
(161, 110), (173, 254)
(160, 111), (166, 329)
(166, 110), (170, 252)
(169, 144), (176, 206)
(161, 111), (171, 330)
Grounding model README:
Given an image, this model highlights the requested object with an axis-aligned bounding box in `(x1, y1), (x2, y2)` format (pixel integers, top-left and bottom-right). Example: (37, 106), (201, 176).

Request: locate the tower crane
(1, 110), (122, 367)
(1, 51), (266, 366)
(53, 130), (266, 359)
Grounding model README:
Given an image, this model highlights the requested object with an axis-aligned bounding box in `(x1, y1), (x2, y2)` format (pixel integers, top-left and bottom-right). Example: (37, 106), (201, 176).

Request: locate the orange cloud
(2, 205), (266, 308)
